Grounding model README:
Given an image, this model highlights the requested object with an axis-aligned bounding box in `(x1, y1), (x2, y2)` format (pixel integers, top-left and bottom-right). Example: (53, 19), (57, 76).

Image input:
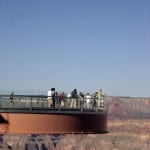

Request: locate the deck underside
(0, 112), (107, 134)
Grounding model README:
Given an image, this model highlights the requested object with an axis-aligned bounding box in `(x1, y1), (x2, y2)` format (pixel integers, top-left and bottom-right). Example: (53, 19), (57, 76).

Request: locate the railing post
(0, 96), (1, 108)
(30, 96), (32, 110)
(80, 98), (83, 111)
(58, 97), (60, 111)
(19, 96), (21, 107)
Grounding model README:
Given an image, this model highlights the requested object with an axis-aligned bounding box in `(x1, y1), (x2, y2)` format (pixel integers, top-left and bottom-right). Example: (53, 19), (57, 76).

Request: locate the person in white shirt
(85, 93), (91, 109)
(47, 89), (53, 107)
(47, 88), (56, 107)
(67, 93), (71, 107)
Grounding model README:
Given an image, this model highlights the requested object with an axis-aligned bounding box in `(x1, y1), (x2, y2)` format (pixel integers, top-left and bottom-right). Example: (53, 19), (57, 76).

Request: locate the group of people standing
(47, 88), (105, 111)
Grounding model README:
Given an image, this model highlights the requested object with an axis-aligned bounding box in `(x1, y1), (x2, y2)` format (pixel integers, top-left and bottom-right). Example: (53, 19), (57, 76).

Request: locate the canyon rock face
(107, 96), (150, 119)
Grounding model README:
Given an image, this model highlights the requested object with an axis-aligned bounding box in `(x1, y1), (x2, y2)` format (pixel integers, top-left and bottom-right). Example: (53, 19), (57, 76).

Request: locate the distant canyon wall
(107, 96), (150, 119)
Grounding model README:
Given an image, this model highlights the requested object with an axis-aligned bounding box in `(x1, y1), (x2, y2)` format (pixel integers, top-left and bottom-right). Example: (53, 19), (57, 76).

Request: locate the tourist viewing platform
(0, 90), (107, 134)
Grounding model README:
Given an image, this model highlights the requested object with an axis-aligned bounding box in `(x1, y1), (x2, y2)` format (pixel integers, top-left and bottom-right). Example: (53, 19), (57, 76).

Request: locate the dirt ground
(56, 119), (150, 150)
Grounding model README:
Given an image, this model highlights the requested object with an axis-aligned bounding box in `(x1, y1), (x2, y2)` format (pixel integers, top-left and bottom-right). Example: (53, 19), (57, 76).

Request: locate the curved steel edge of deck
(0, 112), (107, 134)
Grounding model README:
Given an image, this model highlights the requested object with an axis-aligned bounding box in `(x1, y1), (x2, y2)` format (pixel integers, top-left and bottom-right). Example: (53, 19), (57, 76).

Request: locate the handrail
(0, 94), (47, 98)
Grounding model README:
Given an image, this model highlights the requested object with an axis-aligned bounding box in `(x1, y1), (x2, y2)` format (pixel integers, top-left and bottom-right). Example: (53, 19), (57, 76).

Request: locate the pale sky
(0, 0), (150, 97)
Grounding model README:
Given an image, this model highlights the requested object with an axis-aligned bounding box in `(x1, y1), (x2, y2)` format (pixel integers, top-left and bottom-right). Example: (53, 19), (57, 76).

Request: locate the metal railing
(0, 95), (108, 113)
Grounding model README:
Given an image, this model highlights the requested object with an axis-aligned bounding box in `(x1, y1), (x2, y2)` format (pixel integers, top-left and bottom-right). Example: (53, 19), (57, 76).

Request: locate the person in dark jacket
(70, 89), (78, 108)
(10, 91), (14, 104)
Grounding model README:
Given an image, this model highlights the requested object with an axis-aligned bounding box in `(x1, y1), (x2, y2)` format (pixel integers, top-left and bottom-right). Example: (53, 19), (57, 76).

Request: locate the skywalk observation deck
(0, 95), (107, 134)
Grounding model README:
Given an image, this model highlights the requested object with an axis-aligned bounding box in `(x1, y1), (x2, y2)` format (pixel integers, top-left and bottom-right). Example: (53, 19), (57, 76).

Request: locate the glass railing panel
(0, 95), (108, 113)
